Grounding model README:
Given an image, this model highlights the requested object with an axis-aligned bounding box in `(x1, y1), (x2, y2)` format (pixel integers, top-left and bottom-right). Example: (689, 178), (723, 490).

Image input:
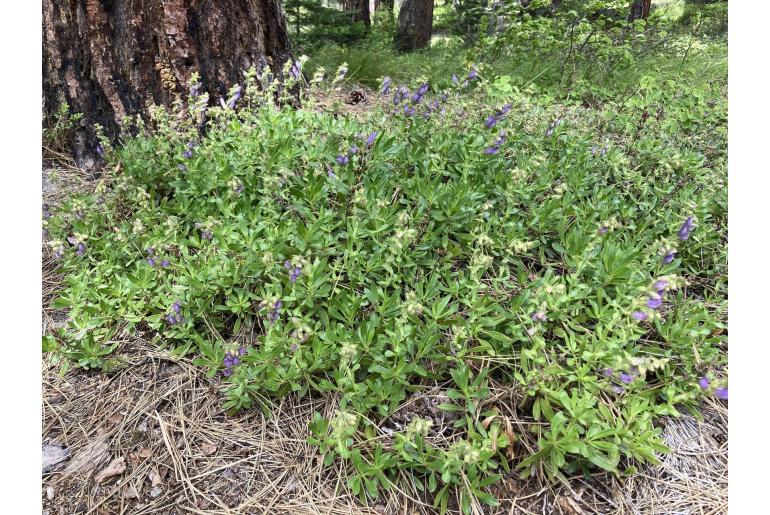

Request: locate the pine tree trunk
(629, 0), (652, 20)
(43, 0), (293, 168)
(395, 0), (434, 51)
(343, 0), (371, 29)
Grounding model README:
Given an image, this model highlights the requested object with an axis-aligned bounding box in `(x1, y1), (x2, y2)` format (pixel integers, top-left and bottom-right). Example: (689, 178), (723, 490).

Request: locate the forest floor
(41, 87), (728, 514)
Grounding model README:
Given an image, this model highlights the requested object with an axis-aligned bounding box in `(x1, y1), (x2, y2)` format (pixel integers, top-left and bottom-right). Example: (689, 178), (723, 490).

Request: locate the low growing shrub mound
(43, 64), (727, 512)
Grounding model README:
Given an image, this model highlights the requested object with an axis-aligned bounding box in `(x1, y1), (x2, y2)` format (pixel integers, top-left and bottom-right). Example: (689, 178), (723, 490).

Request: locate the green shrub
(44, 59), (726, 512)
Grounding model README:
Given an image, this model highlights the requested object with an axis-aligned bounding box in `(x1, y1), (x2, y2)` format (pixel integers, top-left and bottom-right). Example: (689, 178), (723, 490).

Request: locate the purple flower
(167, 314), (177, 325)
(327, 168), (336, 178)
(646, 297), (663, 310)
(545, 119), (562, 137)
(619, 373), (633, 385)
(290, 343), (299, 352)
(662, 250), (676, 264)
(183, 149), (193, 159)
(147, 257), (156, 267)
(603, 368), (614, 377)
(451, 73), (459, 85)
(222, 368), (233, 377)
(366, 132), (377, 147)
(201, 230), (213, 241)
(403, 105), (416, 116)
(632, 311), (648, 321)
(500, 103), (512, 115)
(178, 164), (187, 172)
(699, 377), (710, 390)
(226, 86), (242, 109)
(54, 247), (65, 259)
(677, 217), (695, 241)
(336, 155), (349, 166)
(654, 280), (668, 292)
(161, 259), (170, 268)
(190, 83), (200, 97)
(418, 83), (429, 96)
(381, 77), (392, 95)
(484, 115), (498, 129)
(289, 62), (301, 80)
(467, 67), (478, 80)
(714, 387), (728, 400)
(349, 145), (359, 155)
(76, 243), (86, 257)
(598, 226), (609, 235)
(239, 347), (247, 356)
(612, 385), (624, 394)
(267, 299), (282, 323)
(483, 146), (499, 155)
(173, 301), (182, 314)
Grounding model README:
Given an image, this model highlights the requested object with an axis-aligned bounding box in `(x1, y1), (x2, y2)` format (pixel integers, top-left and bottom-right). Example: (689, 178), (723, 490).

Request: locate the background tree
(395, 0), (434, 51)
(629, 0), (652, 20)
(43, 0), (293, 167)
(343, 0), (371, 30)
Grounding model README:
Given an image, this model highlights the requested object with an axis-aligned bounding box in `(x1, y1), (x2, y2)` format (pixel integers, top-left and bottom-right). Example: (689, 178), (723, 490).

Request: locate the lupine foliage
(44, 24), (727, 514)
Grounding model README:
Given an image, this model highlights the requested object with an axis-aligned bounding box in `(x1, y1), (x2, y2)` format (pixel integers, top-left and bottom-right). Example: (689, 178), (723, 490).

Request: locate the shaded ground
(42, 143), (727, 514)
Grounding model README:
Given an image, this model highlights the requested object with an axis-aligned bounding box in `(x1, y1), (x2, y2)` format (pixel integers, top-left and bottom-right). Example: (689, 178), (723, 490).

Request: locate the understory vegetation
(43, 1), (727, 512)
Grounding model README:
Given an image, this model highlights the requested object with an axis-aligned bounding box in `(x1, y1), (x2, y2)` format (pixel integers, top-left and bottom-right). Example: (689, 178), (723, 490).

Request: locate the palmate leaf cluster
(43, 62), (727, 511)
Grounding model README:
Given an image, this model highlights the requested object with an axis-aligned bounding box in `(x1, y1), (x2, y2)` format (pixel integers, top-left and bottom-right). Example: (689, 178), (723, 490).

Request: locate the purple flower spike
(484, 115), (498, 129)
(662, 250), (676, 264)
(500, 103), (512, 115)
(223, 368), (233, 377)
(646, 297), (663, 310)
(612, 385), (624, 394)
(336, 155), (349, 166)
(381, 77), (392, 95)
(483, 146), (499, 155)
(467, 67), (478, 80)
(161, 259), (170, 268)
(173, 301), (182, 313)
(349, 145), (359, 155)
(677, 217), (695, 241)
(76, 243), (86, 257)
(239, 347), (247, 356)
(451, 73), (459, 85)
(147, 258), (156, 267)
(714, 387), (728, 400)
(603, 368), (614, 377)
(224, 357), (233, 368)
(167, 314), (177, 325)
(619, 373), (633, 385)
(183, 149), (193, 159)
(699, 377), (710, 390)
(598, 226), (609, 235)
(654, 280), (668, 292)
(366, 132), (377, 147)
(632, 311), (649, 322)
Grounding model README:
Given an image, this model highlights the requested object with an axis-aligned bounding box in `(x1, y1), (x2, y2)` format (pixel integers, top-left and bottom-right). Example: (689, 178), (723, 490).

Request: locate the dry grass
(41, 160), (727, 515)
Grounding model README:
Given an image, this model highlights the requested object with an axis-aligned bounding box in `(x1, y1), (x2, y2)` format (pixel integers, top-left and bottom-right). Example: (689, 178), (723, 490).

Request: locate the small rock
(46, 486), (55, 500)
(95, 457), (126, 483)
(150, 486), (163, 498)
(200, 442), (217, 455)
(43, 443), (71, 473)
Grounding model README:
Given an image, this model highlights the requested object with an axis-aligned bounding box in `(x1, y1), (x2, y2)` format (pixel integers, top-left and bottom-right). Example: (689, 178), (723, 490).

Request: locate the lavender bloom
(418, 83), (429, 96)
(451, 73), (459, 85)
(381, 76), (392, 95)
(201, 229), (213, 240)
(632, 311), (649, 321)
(483, 146), (499, 155)
(598, 226), (609, 235)
(654, 280), (668, 292)
(646, 297), (663, 310)
(662, 250), (676, 264)
(226, 86), (242, 109)
(284, 260), (302, 282)
(161, 259), (170, 268)
(327, 169), (336, 178)
(677, 217), (695, 241)
(147, 257), (156, 267)
(467, 67), (478, 80)
(183, 149), (193, 159)
(54, 247), (65, 259)
(714, 387), (728, 400)
(366, 132), (377, 147)
(76, 243), (86, 257)
(239, 346), (247, 356)
(336, 155), (349, 166)
(349, 145), (359, 155)
(96, 144), (104, 157)
(289, 62), (301, 80)
(267, 299), (282, 323)
(619, 373), (633, 385)
(190, 83), (200, 97)
(403, 105), (416, 117)
(173, 301), (182, 314)
(612, 385), (624, 394)
(484, 115), (498, 129)
(500, 103), (512, 115)
(603, 368), (614, 377)
(699, 377), (710, 390)
(223, 368), (233, 377)
(224, 356), (233, 368)
(166, 314), (177, 325)
(146, 247), (156, 256)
